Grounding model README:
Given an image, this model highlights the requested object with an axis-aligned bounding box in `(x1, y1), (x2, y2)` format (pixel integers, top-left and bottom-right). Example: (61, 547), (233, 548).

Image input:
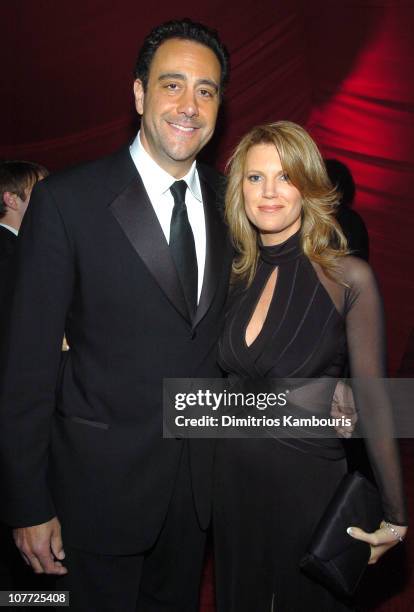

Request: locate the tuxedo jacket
(0, 225), (18, 326)
(0, 225), (17, 260)
(0, 146), (232, 554)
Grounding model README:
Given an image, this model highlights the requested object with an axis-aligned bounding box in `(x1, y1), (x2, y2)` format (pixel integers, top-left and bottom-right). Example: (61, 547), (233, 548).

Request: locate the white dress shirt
(0, 223), (18, 236)
(129, 132), (206, 302)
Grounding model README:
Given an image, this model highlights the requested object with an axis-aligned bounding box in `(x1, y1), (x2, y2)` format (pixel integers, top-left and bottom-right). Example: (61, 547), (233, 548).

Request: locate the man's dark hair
(0, 160), (49, 216)
(134, 18), (230, 96)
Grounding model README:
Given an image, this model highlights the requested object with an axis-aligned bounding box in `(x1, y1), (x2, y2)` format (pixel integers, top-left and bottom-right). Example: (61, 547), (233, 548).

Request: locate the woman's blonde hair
(225, 121), (348, 285)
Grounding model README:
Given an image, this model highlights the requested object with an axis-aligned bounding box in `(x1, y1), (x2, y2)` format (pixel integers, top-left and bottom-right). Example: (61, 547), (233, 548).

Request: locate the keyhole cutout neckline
(245, 230), (303, 348)
(245, 267), (278, 347)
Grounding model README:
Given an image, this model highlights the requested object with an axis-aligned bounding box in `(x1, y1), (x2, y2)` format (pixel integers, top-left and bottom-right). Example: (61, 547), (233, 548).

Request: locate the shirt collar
(129, 132), (202, 202)
(0, 223), (18, 236)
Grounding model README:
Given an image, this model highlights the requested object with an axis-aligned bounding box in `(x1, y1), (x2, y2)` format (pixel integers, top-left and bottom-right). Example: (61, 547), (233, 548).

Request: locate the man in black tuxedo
(0, 20), (232, 611)
(0, 225), (16, 313)
(0, 161), (48, 308)
(0, 160), (48, 590)
(0, 223), (16, 272)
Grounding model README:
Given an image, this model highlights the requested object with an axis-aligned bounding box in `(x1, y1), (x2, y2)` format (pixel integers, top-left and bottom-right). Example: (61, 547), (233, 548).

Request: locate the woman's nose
(262, 179), (278, 198)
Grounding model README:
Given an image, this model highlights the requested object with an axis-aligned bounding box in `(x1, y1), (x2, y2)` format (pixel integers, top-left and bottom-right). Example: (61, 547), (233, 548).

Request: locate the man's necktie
(169, 180), (198, 318)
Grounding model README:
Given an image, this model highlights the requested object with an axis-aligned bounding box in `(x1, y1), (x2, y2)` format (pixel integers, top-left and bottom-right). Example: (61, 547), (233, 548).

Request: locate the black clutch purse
(300, 471), (383, 599)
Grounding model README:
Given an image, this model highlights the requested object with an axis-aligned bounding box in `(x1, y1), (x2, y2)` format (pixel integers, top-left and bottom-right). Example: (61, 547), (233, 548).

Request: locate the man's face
(134, 38), (221, 178)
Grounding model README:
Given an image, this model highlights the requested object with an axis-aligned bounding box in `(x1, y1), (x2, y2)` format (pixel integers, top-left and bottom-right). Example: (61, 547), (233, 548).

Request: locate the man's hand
(331, 380), (358, 438)
(13, 516), (67, 575)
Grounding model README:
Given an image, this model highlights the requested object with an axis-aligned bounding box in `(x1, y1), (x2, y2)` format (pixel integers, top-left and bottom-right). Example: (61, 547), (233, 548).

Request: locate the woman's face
(243, 143), (302, 246)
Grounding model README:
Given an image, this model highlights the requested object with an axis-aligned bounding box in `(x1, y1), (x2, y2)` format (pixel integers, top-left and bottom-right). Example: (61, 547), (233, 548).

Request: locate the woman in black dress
(214, 122), (407, 611)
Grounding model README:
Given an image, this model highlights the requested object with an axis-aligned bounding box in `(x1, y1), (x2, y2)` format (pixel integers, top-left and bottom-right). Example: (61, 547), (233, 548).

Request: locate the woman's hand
(347, 521), (407, 564)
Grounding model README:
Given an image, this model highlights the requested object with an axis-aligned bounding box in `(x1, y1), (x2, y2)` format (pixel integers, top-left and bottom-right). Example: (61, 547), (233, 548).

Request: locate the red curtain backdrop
(304, 1), (414, 375)
(1, 2), (414, 608)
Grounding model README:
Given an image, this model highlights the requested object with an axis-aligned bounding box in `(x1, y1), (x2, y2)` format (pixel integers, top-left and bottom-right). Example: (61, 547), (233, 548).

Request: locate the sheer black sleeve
(342, 256), (407, 525)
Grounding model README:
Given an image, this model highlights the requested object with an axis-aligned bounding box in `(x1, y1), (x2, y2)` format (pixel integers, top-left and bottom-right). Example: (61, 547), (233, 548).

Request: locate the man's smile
(167, 121), (200, 133)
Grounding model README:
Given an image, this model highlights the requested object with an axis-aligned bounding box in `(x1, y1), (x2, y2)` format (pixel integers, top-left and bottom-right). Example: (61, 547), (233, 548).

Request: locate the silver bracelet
(384, 522), (405, 543)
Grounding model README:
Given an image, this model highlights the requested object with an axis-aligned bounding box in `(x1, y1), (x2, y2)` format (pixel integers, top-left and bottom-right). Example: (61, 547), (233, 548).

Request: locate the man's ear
(133, 79), (145, 116)
(2, 192), (19, 211)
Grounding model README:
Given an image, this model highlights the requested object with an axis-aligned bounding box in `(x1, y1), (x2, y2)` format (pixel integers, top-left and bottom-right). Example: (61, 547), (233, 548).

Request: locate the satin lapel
(193, 170), (228, 328)
(109, 173), (190, 323)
